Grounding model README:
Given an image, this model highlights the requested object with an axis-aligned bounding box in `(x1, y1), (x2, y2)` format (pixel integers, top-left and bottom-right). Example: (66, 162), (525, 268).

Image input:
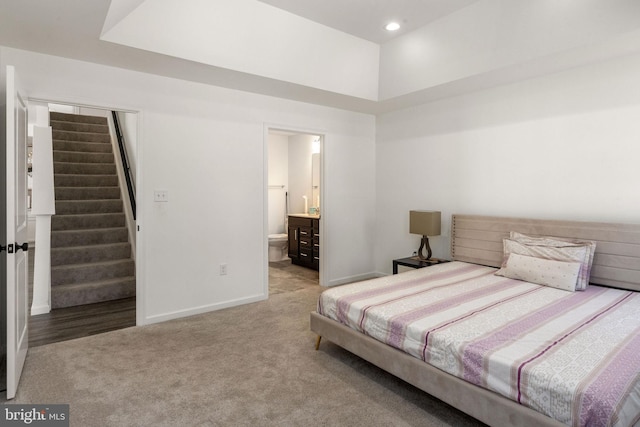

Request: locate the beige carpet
(3, 265), (485, 427)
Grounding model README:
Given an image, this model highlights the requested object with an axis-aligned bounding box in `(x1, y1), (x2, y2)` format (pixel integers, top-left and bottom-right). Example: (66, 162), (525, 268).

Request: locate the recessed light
(385, 22), (400, 32)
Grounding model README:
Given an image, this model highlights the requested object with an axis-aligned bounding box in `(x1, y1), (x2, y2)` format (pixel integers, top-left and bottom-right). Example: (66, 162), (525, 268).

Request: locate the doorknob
(7, 242), (28, 253)
(0, 244), (6, 253)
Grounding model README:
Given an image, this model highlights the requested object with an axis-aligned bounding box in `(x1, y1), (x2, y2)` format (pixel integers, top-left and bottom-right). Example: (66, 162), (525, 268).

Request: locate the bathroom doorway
(266, 128), (322, 294)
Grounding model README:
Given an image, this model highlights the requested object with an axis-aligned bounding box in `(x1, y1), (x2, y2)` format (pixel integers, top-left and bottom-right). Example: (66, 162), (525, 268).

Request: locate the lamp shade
(409, 211), (441, 236)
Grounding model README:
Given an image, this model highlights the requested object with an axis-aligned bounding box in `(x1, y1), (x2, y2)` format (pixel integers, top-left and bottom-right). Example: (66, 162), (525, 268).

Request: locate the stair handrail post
(31, 124), (56, 315)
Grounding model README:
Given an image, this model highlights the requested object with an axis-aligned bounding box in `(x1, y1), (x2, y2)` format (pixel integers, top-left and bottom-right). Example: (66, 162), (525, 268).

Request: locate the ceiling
(1, 0), (479, 112)
(0, 0), (639, 115)
(257, 0), (478, 44)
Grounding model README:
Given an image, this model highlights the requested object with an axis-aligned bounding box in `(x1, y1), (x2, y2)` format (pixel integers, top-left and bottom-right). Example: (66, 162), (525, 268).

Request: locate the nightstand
(392, 257), (450, 274)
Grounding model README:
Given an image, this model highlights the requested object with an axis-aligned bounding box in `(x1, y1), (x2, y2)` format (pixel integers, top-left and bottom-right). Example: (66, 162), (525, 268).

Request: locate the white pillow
(509, 232), (596, 290)
(498, 253), (581, 292)
(500, 237), (592, 291)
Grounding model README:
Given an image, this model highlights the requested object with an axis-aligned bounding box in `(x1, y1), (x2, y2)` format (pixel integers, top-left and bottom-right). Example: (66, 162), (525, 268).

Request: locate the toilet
(268, 187), (289, 262)
(268, 233), (289, 262)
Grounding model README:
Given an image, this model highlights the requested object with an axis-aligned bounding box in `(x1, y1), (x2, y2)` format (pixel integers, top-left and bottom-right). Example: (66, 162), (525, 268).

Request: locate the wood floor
(29, 297), (136, 347)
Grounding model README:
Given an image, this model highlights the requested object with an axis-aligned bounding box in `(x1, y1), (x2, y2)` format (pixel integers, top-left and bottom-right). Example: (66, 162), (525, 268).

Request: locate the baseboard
(141, 293), (268, 325)
(30, 303), (51, 316)
(326, 271), (382, 287)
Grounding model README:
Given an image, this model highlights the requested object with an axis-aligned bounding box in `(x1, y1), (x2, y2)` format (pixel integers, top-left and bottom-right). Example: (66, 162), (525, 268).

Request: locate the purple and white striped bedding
(317, 261), (640, 427)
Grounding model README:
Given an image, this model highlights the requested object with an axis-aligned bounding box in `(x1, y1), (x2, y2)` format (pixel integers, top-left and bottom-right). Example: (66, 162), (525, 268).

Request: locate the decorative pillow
(509, 232), (596, 289)
(497, 253), (581, 291)
(497, 238), (592, 290)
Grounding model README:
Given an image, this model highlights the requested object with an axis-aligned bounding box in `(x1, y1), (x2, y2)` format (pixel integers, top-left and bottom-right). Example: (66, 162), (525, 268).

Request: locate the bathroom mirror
(311, 153), (320, 212)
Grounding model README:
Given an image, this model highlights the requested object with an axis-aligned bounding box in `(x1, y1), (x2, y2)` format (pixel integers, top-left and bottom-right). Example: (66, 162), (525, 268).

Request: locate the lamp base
(417, 236), (432, 260)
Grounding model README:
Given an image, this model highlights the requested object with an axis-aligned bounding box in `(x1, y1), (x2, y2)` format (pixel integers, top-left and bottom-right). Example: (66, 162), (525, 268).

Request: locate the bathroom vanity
(288, 214), (320, 271)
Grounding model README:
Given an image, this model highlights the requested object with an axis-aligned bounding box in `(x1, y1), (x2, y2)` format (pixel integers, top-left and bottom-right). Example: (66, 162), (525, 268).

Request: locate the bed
(310, 215), (640, 427)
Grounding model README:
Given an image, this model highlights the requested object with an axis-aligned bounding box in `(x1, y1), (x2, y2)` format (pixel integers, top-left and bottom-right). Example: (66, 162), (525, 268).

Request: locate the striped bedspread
(317, 261), (640, 427)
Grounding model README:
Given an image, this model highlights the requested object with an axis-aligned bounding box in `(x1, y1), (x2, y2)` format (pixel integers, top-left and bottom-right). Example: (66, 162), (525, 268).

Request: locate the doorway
(27, 101), (138, 346)
(266, 128), (322, 294)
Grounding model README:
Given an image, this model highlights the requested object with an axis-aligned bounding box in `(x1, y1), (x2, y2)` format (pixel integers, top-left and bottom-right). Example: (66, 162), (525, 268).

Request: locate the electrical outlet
(219, 263), (228, 275)
(153, 190), (169, 202)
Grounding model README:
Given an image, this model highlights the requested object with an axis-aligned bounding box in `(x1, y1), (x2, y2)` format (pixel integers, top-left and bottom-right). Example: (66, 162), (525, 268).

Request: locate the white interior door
(4, 65), (29, 399)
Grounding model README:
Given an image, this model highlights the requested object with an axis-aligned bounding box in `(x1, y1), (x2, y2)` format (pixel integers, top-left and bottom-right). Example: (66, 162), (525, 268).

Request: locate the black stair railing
(111, 111), (136, 220)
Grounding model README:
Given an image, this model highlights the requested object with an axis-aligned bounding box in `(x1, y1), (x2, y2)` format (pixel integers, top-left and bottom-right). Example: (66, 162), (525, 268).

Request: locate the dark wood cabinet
(288, 215), (319, 270)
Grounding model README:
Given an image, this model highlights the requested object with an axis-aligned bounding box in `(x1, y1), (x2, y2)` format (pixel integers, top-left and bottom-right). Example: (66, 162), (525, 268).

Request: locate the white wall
(267, 134), (288, 189)
(287, 134), (314, 215)
(267, 133), (288, 235)
(118, 111), (138, 184)
(0, 46), (377, 323)
(375, 52), (640, 274)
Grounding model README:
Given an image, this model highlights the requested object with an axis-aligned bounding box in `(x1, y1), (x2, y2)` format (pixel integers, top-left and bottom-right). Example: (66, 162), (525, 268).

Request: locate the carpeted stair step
(54, 174), (119, 187)
(52, 259), (134, 286)
(51, 277), (136, 309)
(52, 129), (111, 143)
(54, 162), (116, 175)
(51, 243), (132, 267)
(53, 140), (113, 153)
(50, 111), (107, 125)
(55, 186), (121, 200)
(54, 150), (114, 164)
(49, 120), (109, 134)
(51, 227), (129, 248)
(52, 212), (125, 230)
(55, 199), (123, 215)
(50, 111), (135, 308)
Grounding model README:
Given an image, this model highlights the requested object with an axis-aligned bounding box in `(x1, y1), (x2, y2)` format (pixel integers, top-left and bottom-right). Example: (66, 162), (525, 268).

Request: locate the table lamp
(409, 210), (441, 260)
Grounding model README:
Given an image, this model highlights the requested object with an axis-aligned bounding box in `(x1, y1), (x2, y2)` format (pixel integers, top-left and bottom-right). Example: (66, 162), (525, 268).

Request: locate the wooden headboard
(451, 214), (640, 292)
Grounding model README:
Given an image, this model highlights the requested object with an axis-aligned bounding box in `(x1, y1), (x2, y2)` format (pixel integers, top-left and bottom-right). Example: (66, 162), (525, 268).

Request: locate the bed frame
(310, 214), (640, 427)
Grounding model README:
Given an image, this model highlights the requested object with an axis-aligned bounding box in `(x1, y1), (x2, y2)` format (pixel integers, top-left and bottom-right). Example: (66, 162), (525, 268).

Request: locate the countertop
(289, 213), (321, 219)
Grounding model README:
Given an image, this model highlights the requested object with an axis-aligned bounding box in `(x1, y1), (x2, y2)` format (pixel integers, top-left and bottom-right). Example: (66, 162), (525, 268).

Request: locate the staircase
(50, 111), (135, 309)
